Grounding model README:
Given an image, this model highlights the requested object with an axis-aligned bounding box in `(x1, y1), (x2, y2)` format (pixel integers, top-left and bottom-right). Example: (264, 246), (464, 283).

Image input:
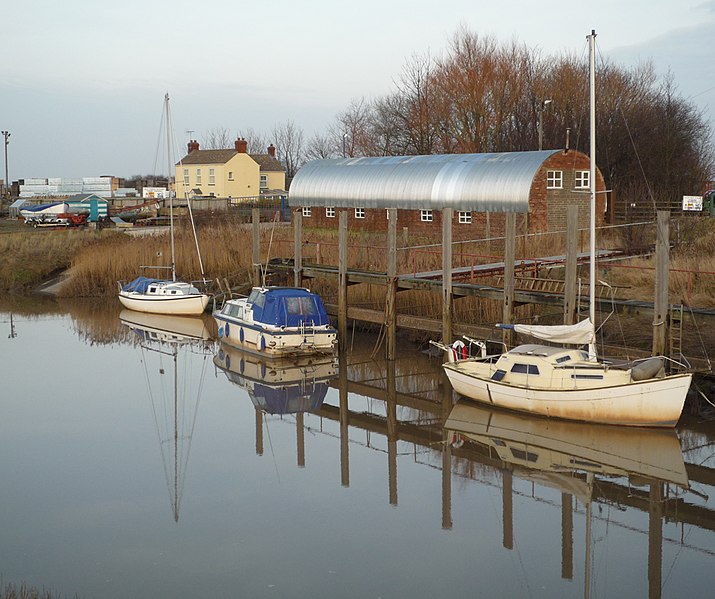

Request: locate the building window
(209, 168), (215, 186)
(183, 168), (189, 185)
(575, 170), (590, 189)
(196, 168), (202, 185)
(546, 170), (562, 189)
(420, 210), (433, 222)
(302, 206), (311, 217)
(326, 207), (335, 218)
(228, 171), (234, 181)
(355, 207), (365, 219)
(458, 211), (472, 224)
(260, 174), (268, 189)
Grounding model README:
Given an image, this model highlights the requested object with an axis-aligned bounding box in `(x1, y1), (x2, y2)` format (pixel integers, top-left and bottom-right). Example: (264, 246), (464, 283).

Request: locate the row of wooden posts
(249, 206), (674, 360)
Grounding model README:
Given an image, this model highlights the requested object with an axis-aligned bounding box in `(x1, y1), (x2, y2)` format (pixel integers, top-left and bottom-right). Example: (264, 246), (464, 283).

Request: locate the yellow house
(176, 138), (286, 199)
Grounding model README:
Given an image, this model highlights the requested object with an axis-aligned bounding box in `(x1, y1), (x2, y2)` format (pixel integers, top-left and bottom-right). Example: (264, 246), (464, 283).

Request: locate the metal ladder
(669, 303), (684, 370)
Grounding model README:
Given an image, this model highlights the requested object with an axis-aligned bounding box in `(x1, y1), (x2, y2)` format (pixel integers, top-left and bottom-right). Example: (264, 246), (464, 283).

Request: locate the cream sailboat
(118, 94), (210, 316)
(438, 32), (692, 427)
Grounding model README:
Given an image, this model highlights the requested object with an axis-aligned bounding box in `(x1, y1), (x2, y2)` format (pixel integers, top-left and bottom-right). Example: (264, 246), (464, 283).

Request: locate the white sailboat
(118, 94), (210, 316)
(438, 31), (692, 427)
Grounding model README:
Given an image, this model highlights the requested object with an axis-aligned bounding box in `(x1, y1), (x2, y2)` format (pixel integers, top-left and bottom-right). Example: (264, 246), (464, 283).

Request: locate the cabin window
(492, 439), (507, 447)
(286, 297), (318, 316)
(511, 363), (540, 375)
(458, 211), (472, 224)
(302, 207), (312, 217)
(546, 170), (562, 189)
(248, 289), (262, 303)
(420, 210), (433, 222)
(571, 373), (604, 380)
(326, 207), (335, 218)
(355, 208), (365, 219)
(556, 355), (572, 363)
(575, 170), (590, 189)
(491, 369), (507, 381)
(510, 447), (538, 463)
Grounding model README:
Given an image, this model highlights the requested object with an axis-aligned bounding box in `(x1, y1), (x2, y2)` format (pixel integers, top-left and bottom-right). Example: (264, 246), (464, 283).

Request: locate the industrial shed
(289, 150), (605, 234)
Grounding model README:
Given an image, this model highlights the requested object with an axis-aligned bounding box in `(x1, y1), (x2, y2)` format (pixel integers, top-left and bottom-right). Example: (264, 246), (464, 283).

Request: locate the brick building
(289, 150), (605, 238)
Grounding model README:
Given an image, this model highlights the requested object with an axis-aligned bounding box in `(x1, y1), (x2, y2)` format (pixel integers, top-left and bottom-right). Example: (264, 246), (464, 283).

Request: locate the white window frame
(302, 206), (312, 217)
(326, 207), (335, 218)
(458, 211), (472, 224)
(575, 170), (590, 189)
(260, 174), (268, 189)
(208, 168), (215, 186)
(183, 168), (189, 185)
(420, 209), (433, 222)
(355, 207), (365, 219)
(546, 170), (562, 189)
(227, 171), (234, 181)
(196, 168), (202, 185)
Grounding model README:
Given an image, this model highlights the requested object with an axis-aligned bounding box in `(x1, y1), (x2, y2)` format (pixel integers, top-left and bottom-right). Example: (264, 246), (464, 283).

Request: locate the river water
(1, 299), (714, 598)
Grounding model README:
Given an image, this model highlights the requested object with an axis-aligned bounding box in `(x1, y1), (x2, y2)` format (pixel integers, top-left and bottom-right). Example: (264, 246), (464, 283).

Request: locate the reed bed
(0, 582), (79, 599)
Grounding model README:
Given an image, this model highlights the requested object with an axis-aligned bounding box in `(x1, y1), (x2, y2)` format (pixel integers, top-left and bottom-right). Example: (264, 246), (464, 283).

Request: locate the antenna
(185, 129), (194, 140)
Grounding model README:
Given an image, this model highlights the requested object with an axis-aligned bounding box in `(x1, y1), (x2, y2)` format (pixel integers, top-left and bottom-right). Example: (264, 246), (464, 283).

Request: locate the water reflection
(120, 310), (214, 522)
(213, 343), (338, 415)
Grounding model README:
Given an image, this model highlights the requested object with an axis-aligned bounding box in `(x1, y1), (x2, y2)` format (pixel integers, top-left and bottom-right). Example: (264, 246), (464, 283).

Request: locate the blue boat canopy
(249, 287), (332, 328)
(122, 276), (167, 293)
(249, 382), (329, 414)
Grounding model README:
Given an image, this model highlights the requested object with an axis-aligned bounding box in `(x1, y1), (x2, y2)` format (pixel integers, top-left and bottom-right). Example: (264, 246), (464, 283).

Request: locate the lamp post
(1, 131), (9, 198)
(538, 99), (552, 151)
(342, 132), (348, 158)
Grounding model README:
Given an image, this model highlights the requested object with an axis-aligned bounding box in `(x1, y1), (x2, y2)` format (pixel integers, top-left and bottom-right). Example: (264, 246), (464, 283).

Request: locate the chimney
(235, 138), (248, 153)
(267, 143), (276, 158)
(187, 139), (199, 153)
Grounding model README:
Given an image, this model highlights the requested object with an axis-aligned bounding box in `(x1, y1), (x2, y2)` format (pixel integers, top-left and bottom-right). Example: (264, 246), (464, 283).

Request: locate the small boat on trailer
(213, 286), (338, 357)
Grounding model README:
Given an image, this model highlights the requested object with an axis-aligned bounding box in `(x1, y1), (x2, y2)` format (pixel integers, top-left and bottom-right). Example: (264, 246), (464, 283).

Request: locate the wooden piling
(386, 209), (397, 360)
(252, 207), (261, 286)
(564, 204), (579, 325)
(293, 209), (303, 287)
(442, 208), (453, 345)
(653, 211), (669, 356)
(338, 210), (348, 352)
(502, 212), (516, 348)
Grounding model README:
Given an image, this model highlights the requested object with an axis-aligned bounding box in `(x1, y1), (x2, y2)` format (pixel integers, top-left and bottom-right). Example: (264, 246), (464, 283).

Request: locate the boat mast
(588, 30), (597, 360)
(165, 93), (176, 283)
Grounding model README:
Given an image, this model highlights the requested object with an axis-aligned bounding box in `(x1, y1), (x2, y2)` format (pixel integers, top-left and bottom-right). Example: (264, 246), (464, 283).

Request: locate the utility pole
(538, 100), (552, 151)
(1, 130), (9, 198)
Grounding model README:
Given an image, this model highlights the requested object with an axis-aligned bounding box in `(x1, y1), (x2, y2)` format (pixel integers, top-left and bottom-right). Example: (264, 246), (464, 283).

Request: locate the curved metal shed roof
(289, 150), (562, 213)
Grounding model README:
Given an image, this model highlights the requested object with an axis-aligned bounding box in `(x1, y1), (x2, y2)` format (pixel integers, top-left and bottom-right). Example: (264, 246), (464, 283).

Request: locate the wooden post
(441, 369), (452, 530)
(503, 470), (513, 549)
(653, 211), (669, 356)
(338, 210), (348, 352)
(386, 209), (397, 360)
(293, 208), (303, 288)
(254, 408), (263, 456)
(296, 413), (305, 468)
(648, 482), (664, 599)
(503, 212), (516, 348)
(564, 204), (579, 325)
(387, 358), (398, 506)
(442, 208), (453, 345)
(339, 349), (349, 487)
(561, 493), (573, 579)
(252, 207), (261, 286)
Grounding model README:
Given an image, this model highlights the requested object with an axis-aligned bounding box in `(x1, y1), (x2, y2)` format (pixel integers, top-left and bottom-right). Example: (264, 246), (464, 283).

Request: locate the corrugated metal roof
(289, 150), (561, 212)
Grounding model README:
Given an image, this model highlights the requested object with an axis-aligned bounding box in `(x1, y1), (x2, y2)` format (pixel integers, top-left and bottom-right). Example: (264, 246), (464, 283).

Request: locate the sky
(1, 0), (714, 180)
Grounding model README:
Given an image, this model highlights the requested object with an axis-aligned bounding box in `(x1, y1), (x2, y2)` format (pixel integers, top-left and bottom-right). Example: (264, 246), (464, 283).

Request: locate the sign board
(682, 195), (703, 211)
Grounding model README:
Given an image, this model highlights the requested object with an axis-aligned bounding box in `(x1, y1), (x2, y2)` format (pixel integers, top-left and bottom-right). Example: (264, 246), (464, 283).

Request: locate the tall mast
(165, 93), (176, 282)
(588, 30), (597, 360)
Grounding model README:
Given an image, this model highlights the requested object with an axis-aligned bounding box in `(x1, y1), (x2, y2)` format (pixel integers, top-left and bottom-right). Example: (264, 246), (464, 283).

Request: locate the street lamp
(1, 131), (9, 198)
(538, 99), (552, 151)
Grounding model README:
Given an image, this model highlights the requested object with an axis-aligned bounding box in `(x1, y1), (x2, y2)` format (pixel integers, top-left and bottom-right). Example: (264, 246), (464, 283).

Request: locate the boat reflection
(445, 400), (689, 493)
(214, 342), (338, 414)
(120, 310), (213, 522)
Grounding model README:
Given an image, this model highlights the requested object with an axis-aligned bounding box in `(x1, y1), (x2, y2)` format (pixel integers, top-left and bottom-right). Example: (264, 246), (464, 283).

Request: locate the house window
(260, 174), (268, 189)
(575, 170), (590, 189)
(209, 168), (215, 186)
(228, 171), (234, 181)
(302, 206), (311, 217)
(458, 211), (472, 224)
(546, 170), (562, 189)
(326, 207), (335, 218)
(355, 207), (365, 219)
(183, 168), (189, 185)
(196, 168), (202, 185)
(420, 210), (433, 222)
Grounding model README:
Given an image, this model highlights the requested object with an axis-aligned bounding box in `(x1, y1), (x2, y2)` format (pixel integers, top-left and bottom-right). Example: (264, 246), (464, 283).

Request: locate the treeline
(207, 28), (714, 205)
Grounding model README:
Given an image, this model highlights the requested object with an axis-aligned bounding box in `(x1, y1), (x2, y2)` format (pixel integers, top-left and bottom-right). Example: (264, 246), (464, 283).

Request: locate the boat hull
(118, 291), (210, 316)
(214, 314), (337, 357)
(443, 363), (692, 427)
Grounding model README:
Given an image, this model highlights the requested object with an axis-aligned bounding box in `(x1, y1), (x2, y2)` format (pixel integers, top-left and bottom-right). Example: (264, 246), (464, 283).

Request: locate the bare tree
(202, 127), (232, 149)
(305, 132), (338, 160)
(237, 127), (269, 154)
(272, 120), (305, 180)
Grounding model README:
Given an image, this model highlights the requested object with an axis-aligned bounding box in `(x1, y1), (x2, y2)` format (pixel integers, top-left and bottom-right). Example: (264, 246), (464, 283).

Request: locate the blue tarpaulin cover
(122, 276), (166, 293)
(250, 287), (331, 327)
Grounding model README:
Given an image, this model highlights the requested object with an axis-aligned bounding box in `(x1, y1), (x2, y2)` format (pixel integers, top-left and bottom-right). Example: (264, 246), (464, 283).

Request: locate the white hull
(444, 364), (692, 427)
(119, 291), (210, 316)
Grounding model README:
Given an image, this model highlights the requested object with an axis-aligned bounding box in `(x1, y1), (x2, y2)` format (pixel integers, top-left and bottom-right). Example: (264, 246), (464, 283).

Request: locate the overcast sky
(2, 0), (713, 180)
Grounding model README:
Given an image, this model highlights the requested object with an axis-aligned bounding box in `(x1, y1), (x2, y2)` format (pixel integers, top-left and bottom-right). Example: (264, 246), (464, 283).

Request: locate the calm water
(1, 300), (715, 598)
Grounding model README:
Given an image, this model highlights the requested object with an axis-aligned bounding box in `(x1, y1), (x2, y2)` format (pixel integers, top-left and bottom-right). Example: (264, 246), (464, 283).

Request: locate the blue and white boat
(214, 286), (337, 356)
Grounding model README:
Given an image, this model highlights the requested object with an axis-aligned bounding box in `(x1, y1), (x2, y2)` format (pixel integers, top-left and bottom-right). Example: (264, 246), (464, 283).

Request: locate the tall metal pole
(1, 131), (10, 198)
(588, 30), (597, 360)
